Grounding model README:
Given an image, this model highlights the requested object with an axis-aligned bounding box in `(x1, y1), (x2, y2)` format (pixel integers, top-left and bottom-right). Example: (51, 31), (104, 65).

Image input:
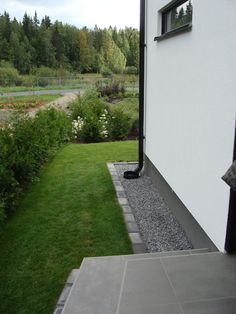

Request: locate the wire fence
(0, 74), (139, 92)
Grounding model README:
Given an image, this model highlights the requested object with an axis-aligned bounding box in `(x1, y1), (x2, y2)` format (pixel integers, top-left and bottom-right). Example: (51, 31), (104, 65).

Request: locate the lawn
(0, 141), (137, 314)
(0, 94), (62, 109)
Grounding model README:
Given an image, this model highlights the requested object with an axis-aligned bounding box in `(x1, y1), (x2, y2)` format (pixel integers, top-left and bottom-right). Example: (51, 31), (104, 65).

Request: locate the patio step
(53, 269), (80, 314)
(61, 248), (231, 314)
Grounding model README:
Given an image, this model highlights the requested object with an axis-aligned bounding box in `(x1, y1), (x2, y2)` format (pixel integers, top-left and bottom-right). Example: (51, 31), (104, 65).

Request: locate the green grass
(0, 141), (137, 314)
(0, 94), (61, 109)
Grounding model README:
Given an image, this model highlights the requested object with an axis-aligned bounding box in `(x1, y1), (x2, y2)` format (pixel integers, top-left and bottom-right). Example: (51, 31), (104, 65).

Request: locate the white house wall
(145, 0), (236, 251)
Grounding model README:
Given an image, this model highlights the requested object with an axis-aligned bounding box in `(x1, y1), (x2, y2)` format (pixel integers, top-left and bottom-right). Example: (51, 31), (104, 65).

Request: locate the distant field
(0, 94), (62, 125)
(0, 94), (61, 110)
(0, 73), (138, 93)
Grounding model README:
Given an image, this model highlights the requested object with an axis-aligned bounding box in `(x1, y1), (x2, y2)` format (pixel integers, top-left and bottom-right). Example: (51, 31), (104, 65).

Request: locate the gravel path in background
(28, 93), (77, 117)
(115, 163), (193, 252)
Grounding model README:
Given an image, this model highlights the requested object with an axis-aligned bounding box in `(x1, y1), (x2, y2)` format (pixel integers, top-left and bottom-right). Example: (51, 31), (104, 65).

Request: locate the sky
(0, 0), (140, 29)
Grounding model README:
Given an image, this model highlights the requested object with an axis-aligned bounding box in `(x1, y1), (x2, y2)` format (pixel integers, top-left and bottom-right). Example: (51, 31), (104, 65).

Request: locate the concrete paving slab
(61, 252), (236, 314)
(161, 252), (236, 302)
(62, 256), (125, 314)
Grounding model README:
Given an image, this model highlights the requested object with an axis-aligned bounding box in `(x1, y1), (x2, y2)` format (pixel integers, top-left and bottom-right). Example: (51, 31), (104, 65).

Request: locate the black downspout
(124, 0), (145, 179)
(225, 122), (236, 253)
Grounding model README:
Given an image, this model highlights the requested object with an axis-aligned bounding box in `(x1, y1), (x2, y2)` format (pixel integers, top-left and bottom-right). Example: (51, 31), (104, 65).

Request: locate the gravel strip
(115, 163), (193, 252)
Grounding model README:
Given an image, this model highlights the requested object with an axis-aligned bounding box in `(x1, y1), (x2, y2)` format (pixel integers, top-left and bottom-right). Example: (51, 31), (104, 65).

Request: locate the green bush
(0, 65), (22, 86)
(108, 107), (132, 140)
(31, 66), (57, 77)
(124, 66), (138, 75)
(70, 89), (109, 142)
(0, 108), (72, 219)
(111, 97), (139, 131)
(70, 88), (134, 142)
(101, 69), (114, 78)
(95, 80), (125, 98)
(21, 75), (37, 87)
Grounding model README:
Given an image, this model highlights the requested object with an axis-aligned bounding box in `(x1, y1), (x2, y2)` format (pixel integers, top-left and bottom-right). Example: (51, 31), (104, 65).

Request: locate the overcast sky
(0, 0), (140, 29)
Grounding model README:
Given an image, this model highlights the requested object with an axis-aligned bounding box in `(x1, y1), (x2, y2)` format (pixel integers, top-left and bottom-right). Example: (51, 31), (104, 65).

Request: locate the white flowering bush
(72, 116), (84, 139)
(98, 109), (109, 139)
(69, 88), (132, 142)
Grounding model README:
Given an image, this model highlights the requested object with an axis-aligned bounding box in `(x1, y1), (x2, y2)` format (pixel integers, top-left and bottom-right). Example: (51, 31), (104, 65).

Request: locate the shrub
(0, 108), (72, 219)
(124, 66), (138, 75)
(101, 69), (113, 78)
(108, 107), (132, 140)
(21, 75), (37, 87)
(70, 89), (109, 142)
(0, 66), (22, 86)
(31, 66), (57, 78)
(95, 80), (125, 98)
(111, 97), (139, 132)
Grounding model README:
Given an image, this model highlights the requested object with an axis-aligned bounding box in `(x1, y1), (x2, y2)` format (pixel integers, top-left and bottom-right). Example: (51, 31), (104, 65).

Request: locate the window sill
(154, 23), (192, 42)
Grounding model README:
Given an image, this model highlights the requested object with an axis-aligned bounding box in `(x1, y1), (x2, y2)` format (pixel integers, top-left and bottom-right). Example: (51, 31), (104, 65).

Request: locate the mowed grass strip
(0, 94), (62, 109)
(0, 141), (137, 314)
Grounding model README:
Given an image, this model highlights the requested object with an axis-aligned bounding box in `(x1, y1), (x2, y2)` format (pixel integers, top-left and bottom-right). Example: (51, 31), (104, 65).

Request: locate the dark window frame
(154, 0), (192, 42)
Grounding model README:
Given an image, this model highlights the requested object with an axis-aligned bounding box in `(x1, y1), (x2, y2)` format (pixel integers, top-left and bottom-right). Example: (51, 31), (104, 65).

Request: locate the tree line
(0, 11), (139, 75)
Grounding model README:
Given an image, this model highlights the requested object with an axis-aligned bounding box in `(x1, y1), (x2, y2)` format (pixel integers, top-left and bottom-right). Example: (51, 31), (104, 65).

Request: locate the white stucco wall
(145, 0), (236, 251)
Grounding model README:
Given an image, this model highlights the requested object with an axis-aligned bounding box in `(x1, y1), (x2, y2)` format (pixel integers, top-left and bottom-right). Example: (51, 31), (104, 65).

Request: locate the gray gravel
(115, 163), (193, 252)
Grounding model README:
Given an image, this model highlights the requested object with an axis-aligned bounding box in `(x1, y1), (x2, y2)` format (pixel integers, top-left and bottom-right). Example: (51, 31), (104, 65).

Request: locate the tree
(52, 21), (65, 65)
(78, 29), (92, 72)
(0, 11), (139, 74)
(37, 26), (56, 67)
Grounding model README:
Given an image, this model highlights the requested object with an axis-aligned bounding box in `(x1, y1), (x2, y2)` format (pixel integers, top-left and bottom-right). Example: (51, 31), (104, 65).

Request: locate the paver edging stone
(107, 162), (147, 254)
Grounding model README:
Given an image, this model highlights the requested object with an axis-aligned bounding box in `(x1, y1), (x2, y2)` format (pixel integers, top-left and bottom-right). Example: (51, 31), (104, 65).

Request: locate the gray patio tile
(182, 297), (236, 314)
(62, 256), (125, 314)
(161, 253), (236, 302)
(118, 259), (177, 313)
(118, 299), (183, 314)
(123, 250), (191, 260)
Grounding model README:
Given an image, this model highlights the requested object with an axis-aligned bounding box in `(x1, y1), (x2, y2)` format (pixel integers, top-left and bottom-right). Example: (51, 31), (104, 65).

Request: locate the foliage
(0, 62), (22, 86)
(95, 79), (125, 98)
(0, 141), (136, 314)
(109, 96), (139, 131)
(108, 107), (132, 140)
(0, 108), (72, 218)
(0, 12), (139, 75)
(70, 88), (136, 142)
(70, 89), (109, 142)
(124, 66), (138, 75)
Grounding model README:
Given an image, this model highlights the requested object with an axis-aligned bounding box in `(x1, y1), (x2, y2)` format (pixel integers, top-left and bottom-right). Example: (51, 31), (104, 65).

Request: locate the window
(155, 0), (192, 41)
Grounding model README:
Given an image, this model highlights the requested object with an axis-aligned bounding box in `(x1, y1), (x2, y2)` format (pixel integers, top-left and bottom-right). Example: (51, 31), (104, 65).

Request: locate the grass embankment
(0, 141), (137, 314)
(0, 94), (61, 110)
